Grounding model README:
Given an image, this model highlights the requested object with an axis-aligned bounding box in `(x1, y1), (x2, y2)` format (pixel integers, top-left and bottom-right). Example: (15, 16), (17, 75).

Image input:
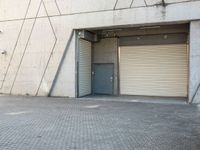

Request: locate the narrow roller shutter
(120, 44), (188, 97)
(78, 39), (92, 97)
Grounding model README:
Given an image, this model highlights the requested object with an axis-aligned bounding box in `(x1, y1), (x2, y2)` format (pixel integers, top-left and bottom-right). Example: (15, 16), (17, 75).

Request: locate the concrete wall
(0, 0), (195, 21)
(50, 31), (76, 97)
(0, 1), (74, 96)
(0, 0), (200, 98)
(93, 38), (118, 95)
(189, 21), (200, 103)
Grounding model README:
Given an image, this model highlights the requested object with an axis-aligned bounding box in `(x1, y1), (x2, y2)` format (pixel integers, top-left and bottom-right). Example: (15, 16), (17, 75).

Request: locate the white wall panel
(131, 0), (146, 7)
(26, 0), (41, 18)
(0, 0), (197, 22)
(56, 0), (116, 15)
(0, 0), (29, 21)
(145, 0), (162, 5)
(11, 18), (56, 95)
(49, 31), (76, 98)
(37, 3), (47, 17)
(43, 0), (60, 16)
(59, 1), (200, 30)
(1, 19), (35, 94)
(40, 17), (75, 97)
(115, 0), (132, 9)
(189, 21), (200, 103)
(0, 21), (22, 87)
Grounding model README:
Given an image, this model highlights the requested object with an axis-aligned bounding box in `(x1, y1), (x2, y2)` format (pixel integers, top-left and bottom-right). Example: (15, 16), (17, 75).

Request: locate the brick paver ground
(0, 96), (200, 150)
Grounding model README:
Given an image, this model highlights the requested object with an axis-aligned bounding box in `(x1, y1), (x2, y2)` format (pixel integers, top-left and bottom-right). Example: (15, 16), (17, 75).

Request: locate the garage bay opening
(77, 24), (189, 102)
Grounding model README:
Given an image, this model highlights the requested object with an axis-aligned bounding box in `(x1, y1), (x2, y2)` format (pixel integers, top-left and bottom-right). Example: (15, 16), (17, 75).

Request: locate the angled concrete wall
(50, 31), (76, 97)
(189, 21), (200, 103)
(0, 0), (200, 98)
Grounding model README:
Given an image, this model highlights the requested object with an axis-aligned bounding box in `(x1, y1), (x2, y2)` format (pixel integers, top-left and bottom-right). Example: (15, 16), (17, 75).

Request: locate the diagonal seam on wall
(0, 0), (32, 90)
(130, 0), (134, 8)
(36, 0), (58, 96)
(144, 0), (148, 6)
(48, 30), (74, 97)
(114, 0), (119, 10)
(190, 82), (200, 103)
(55, 0), (62, 15)
(10, 0), (43, 94)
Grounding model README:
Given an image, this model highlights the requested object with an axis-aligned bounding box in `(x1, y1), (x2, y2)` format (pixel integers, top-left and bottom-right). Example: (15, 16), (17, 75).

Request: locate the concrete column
(189, 21), (200, 103)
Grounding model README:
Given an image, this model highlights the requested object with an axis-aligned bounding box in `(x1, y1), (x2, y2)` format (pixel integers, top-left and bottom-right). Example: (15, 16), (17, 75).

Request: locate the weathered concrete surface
(0, 0), (194, 21)
(189, 21), (200, 104)
(50, 31), (76, 97)
(0, 96), (200, 150)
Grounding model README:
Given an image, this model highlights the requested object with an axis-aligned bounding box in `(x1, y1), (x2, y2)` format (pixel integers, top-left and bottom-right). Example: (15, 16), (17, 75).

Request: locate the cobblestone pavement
(0, 96), (200, 150)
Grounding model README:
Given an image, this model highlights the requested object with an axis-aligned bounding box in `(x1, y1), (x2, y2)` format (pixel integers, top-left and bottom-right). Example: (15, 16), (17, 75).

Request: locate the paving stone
(0, 96), (199, 150)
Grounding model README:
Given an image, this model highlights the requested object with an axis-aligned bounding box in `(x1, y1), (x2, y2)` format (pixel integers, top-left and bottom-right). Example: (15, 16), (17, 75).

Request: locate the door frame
(92, 63), (114, 95)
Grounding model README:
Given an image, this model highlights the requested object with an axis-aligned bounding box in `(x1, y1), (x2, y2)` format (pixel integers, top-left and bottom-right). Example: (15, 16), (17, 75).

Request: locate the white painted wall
(0, 20), (22, 88)
(0, 0), (30, 21)
(0, 0), (200, 99)
(189, 21), (200, 103)
(11, 17), (56, 96)
(50, 31), (76, 97)
(0, 0), (197, 21)
(56, 0), (116, 15)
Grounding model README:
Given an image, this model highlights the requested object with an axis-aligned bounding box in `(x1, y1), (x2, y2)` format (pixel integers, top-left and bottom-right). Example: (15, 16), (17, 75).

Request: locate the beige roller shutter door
(120, 44), (188, 97)
(79, 39), (92, 97)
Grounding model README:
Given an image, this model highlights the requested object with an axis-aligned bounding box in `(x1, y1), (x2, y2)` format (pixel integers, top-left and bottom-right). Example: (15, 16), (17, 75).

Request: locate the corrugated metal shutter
(79, 39), (92, 97)
(120, 44), (188, 97)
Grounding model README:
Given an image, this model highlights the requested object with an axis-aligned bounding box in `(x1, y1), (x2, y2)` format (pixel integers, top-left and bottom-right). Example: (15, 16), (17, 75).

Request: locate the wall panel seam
(0, 0), (32, 90)
(36, 0), (58, 96)
(0, 0), (199, 23)
(10, 0), (43, 94)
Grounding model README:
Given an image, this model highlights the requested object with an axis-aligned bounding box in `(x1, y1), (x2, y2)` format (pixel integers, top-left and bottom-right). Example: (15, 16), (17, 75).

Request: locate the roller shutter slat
(120, 44), (188, 97)
(79, 39), (92, 97)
